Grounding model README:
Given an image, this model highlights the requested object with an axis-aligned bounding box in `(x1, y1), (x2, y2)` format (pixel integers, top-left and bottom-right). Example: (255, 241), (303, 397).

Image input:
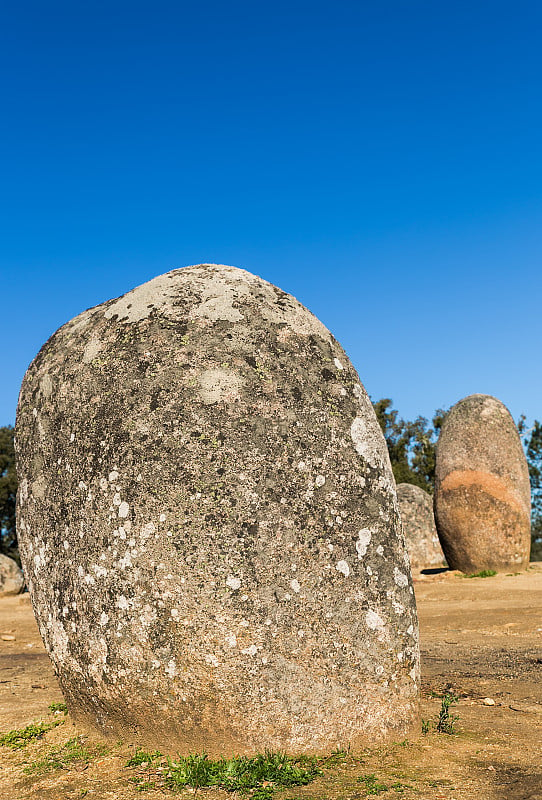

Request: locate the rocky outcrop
(16, 264), (419, 754)
(434, 394), (531, 573)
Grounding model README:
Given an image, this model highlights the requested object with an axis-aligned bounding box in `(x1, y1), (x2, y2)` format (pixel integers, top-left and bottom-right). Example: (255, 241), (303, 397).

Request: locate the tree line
(0, 426), (17, 561)
(1, 403), (541, 559)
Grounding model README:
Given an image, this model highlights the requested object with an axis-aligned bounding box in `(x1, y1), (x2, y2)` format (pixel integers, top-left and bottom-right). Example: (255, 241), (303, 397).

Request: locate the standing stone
(396, 484), (445, 573)
(0, 554), (24, 596)
(16, 264), (419, 754)
(434, 394), (531, 573)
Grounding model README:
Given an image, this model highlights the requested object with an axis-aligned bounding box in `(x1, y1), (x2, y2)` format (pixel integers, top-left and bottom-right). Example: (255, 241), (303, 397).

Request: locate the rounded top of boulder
(436, 394), (530, 517)
(397, 483), (429, 502)
(16, 264), (419, 754)
(101, 263), (331, 335)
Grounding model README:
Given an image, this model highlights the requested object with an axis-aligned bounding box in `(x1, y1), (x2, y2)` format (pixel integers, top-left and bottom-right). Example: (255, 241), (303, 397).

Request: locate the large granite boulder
(0, 554), (24, 596)
(16, 264), (419, 754)
(396, 484), (445, 573)
(434, 394), (531, 573)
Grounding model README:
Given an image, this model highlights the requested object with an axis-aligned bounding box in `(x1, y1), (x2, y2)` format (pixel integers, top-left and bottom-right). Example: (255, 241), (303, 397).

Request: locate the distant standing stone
(396, 484), (445, 573)
(16, 264), (419, 755)
(434, 394), (531, 573)
(0, 554), (24, 596)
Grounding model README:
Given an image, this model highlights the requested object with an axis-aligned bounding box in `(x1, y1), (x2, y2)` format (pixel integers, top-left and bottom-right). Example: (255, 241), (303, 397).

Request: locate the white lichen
(393, 567), (408, 588)
(336, 560), (350, 577)
(355, 528), (372, 558)
(365, 609), (385, 631)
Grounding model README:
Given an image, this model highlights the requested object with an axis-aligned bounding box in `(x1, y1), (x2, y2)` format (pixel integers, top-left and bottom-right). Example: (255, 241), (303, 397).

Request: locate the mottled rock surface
(396, 484), (445, 572)
(434, 394), (531, 573)
(16, 264), (419, 754)
(0, 554), (24, 596)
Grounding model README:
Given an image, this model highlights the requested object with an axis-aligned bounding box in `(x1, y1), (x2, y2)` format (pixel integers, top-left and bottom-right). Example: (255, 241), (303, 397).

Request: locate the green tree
(518, 417), (542, 560)
(0, 426), (18, 559)
(372, 399), (444, 493)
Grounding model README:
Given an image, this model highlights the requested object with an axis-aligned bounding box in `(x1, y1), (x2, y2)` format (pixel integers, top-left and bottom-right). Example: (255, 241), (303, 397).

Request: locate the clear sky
(2, 1), (541, 427)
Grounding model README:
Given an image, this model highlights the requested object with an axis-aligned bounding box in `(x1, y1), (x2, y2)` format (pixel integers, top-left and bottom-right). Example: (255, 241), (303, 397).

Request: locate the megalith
(434, 394), (531, 573)
(396, 484), (445, 573)
(16, 264), (419, 754)
(0, 554), (24, 596)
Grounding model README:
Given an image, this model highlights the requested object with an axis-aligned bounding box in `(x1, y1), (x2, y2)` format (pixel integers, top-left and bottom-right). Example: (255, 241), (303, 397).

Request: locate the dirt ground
(0, 566), (541, 800)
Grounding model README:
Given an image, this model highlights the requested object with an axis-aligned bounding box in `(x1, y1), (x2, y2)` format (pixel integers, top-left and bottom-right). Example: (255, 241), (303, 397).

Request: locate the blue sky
(2, 1), (541, 427)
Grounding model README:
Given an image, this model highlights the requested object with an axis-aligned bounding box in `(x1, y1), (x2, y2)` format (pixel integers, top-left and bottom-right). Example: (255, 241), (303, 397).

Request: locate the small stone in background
(397, 483), (445, 573)
(0, 554), (24, 596)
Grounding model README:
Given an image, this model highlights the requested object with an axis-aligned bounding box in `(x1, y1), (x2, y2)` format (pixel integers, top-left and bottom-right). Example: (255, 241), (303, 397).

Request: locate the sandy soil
(0, 566), (541, 800)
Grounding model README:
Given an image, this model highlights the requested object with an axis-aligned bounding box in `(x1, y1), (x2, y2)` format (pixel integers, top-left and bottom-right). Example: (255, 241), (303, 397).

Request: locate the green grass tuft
(125, 748), (163, 767)
(127, 749), (321, 795)
(357, 773), (389, 795)
(48, 701), (68, 714)
(464, 569), (497, 578)
(24, 736), (109, 774)
(323, 747), (349, 765)
(436, 692), (459, 734)
(134, 780), (157, 792)
(251, 788), (275, 800)
(165, 750), (321, 793)
(0, 719), (63, 749)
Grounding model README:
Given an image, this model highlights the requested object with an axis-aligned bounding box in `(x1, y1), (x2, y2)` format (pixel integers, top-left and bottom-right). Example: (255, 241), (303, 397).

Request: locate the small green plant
(251, 788), (275, 800)
(436, 692), (459, 734)
(464, 569), (497, 578)
(169, 750), (320, 792)
(126, 747), (163, 766)
(324, 747), (349, 765)
(48, 701), (68, 714)
(0, 719), (63, 749)
(127, 750), (321, 795)
(357, 773), (389, 795)
(389, 782), (412, 793)
(24, 736), (109, 774)
(421, 718), (431, 734)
